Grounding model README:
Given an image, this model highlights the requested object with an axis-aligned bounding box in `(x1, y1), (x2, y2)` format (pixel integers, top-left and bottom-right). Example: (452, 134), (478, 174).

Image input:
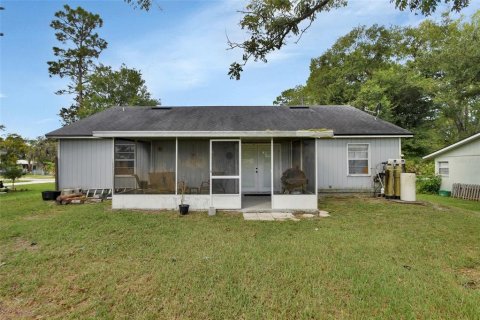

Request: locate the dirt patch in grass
(430, 202), (452, 211)
(12, 238), (40, 251)
(458, 267), (480, 289)
(0, 301), (34, 319)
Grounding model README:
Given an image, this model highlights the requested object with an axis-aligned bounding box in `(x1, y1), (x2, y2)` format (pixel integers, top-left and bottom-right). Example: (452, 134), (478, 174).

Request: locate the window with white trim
(438, 161), (449, 176)
(114, 141), (135, 175)
(348, 144), (370, 175)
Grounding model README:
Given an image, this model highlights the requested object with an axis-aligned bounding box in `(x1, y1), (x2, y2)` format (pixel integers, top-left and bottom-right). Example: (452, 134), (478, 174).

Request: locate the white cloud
(0, 93), (6, 99)
(102, 0), (480, 104)
(104, 0), (247, 97)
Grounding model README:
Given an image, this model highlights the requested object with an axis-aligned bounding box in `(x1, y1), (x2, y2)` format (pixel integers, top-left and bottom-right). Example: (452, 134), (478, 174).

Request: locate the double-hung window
(438, 161), (449, 176)
(115, 141), (135, 175)
(347, 144), (370, 175)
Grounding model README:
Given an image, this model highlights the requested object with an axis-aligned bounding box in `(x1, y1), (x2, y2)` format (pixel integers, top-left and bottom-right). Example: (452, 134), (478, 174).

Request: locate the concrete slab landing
(243, 212), (299, 221)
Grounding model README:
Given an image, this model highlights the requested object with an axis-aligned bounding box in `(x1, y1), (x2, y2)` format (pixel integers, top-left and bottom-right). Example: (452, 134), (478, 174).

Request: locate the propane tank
(394, 164), (402, 199)
(385, 163), (394, 198)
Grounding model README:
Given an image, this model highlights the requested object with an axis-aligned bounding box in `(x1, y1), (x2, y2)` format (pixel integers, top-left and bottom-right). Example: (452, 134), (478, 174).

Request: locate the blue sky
(1, 0), (479, 139)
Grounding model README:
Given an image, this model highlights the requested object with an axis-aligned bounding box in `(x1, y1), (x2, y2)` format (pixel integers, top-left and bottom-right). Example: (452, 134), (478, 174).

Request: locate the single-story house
(423, 132), (480, 191)
(46, 105), (412, 210)
(17, 160), (37, 173)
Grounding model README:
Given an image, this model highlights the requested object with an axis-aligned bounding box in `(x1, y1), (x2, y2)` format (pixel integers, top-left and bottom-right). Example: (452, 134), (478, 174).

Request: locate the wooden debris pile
(56, 193), (86, 205)
(55, 188), (112, 205)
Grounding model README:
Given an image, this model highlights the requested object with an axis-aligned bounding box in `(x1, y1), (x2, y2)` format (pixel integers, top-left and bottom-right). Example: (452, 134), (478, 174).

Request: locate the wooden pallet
(451, 183), (480, 201)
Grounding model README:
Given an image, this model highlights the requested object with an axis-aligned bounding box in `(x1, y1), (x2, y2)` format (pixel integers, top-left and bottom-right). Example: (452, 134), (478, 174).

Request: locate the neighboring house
(17, 160), (37, 173)
(46, 105), (412, 210)
(423, 133), (480, 192)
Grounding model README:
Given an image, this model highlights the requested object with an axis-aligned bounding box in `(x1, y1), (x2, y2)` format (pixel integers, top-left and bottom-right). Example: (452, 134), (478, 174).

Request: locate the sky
(0, 0), (479, 139)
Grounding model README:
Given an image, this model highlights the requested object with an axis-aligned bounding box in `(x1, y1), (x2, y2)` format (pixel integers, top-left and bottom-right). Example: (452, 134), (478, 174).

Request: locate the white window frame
(114, 140), (136, 177)
(437, 161), (449, 177)
(347, 143), (371, 176)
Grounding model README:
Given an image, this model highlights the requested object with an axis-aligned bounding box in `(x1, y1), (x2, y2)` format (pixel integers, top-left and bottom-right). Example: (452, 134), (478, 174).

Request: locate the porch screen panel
(211, 140), (240, 195)
(212, 179), (239, 194)
(273, 140), (292, 194)
(212, 141), (239, 176)
(136, 141), (151, 183)
(273, 138), (315, 195)
(114, 139), (136, 191)
(178, 139), (209, 194)
(150, 140), (176, 194)
(114, 139), (151, 193)
(302, 139), (316, 194)
(292, 140), (301, 169)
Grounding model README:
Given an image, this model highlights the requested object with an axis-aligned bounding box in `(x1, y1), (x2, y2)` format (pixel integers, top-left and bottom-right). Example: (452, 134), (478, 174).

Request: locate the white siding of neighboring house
(433, 138), (480, 191)
(59, 139), (113, 190)
(317, 138), (401, 192)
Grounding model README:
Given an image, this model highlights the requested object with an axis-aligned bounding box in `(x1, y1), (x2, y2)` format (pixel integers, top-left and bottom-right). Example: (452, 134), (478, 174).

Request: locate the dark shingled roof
(45, 105), (412, 137)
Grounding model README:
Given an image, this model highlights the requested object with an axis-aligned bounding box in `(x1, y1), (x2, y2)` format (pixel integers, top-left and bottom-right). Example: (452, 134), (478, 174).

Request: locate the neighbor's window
(438, 161), (449, 176)
(348, 144), (370, 175)
(115, 140), (135, 175)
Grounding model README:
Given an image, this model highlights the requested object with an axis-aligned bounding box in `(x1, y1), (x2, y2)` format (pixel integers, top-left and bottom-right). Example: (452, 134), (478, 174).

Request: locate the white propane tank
(400, 173), (416, 201)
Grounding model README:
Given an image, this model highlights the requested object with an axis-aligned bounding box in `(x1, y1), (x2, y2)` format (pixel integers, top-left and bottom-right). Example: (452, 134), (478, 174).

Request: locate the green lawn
(1, 184), (479, 319)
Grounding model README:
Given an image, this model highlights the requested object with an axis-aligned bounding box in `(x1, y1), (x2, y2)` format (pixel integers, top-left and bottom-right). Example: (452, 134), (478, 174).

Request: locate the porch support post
(175, 137), (178, 195)
(271, 137), (274, 208)
(209, 139), (212, 206)
(111, 138), (115, 194)
(315, 138), (318, 201)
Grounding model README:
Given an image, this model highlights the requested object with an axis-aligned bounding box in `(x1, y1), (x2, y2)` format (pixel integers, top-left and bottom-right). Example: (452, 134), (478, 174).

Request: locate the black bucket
(179, 204), (190, 215)
(42, 191), (61, 201)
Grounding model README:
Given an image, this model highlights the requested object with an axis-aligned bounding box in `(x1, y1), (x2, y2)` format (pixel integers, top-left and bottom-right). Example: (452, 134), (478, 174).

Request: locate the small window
(438, 161), (449, 176)
(348, 144), (370, 175)
(115, 141), (135, 175)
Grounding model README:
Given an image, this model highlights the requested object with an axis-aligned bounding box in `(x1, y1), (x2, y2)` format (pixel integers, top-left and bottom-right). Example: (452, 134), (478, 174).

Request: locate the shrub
(405, 158), (435, 175)
(2, 166), (24, 190)
(417, 175), (442, 194)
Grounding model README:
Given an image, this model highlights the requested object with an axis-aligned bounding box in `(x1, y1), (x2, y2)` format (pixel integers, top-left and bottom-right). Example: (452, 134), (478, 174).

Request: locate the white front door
(242, 144), (271, 193)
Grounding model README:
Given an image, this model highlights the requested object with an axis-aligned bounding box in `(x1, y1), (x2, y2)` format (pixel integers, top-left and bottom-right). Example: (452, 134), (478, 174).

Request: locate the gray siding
(59, 139), (113, 190)
(317, 138), (401, 192)
(434, 138), (480, 191)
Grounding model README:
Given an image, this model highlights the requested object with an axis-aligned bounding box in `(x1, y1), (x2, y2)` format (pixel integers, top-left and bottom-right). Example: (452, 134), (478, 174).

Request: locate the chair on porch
(199, 181), (210, 194)
(149, 172), (175, 194)
(132, 174), (147, 194)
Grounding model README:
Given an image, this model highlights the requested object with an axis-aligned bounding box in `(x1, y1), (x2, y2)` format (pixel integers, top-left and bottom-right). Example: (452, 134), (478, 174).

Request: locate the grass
(1, 184), (479, 319)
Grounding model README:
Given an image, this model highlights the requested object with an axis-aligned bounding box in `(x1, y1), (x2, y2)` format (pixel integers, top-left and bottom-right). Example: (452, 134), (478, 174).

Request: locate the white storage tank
(400, 173), (416, 201)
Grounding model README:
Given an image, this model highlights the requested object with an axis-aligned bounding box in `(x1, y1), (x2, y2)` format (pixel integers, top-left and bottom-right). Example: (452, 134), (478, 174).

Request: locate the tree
(412, 12), (480, 142)
(0, 134), (28, 168)
(78, 64), (160, 118)
(353, 66), (438, 156)
(26, 137), (57, 174)
(273, 11), (480, 156)
(2, 166), (23, 190)
(48, 5), (107, 125)
(227, 0), (470, 79)
(273, 85), (309, 106)
(275, 25), (407, 106)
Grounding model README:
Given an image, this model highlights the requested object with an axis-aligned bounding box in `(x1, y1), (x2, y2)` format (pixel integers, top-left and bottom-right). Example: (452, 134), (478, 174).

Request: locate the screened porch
(113, 137), (318, 210)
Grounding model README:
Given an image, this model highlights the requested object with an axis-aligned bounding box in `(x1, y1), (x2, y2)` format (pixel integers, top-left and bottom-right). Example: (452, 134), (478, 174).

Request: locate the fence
(451, 183), (480, 201)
